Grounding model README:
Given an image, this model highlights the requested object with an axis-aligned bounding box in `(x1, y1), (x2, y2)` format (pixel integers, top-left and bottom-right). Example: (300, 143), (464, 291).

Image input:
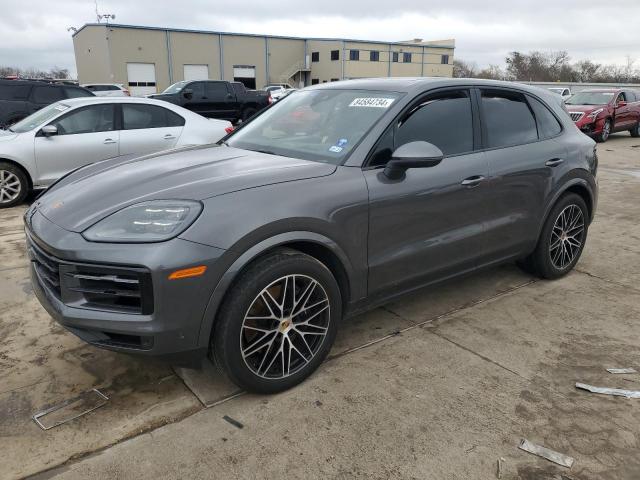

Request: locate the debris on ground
(606, 368), (637, 374)
(496, 457), (505, 478)
(576, 382), (640, 398)
(32, 389), (109, 430)
(223, 415), (244, 429)
(518, 439), (574, 468)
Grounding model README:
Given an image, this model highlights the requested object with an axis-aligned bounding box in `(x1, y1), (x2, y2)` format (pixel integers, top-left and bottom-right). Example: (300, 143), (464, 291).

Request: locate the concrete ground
(1, 134), (639, 480)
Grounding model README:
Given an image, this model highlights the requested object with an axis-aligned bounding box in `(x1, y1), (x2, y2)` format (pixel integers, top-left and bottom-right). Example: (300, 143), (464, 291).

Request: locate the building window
(403, 52), (412, 63)
(392, 52), (399, 63)
(349, 50), (359, 61)
(441, 54), (450, 64)
(311, 52), (320, 62)
(311, 78), (319, 85)
(331, 50), (339, 61)
(370, 50), (380, 62)
(330, 78), (339, 82)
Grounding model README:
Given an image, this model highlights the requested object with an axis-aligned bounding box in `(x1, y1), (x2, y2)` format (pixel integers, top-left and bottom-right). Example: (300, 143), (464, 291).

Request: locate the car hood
(36, 144), (336, 233)
(565, 104), (606, 113)
(0, 130), (18, 142)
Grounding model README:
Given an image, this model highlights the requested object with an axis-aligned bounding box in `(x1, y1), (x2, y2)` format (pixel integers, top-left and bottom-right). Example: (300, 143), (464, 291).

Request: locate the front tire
(211, 249), (341, 393)
(630, 121), (640, 138)
(595, 119), (611, 143)
(530, 193), (589, 279)
(0, 162), (29, 208)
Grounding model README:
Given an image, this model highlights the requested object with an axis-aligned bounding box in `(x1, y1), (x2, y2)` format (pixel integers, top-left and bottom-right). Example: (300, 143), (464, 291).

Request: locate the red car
(565, 89), (640, 142)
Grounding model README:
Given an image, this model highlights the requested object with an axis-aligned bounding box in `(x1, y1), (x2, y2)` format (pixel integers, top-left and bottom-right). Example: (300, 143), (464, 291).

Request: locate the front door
(34, 104), (118, 186)
(365, 89), (489, 297)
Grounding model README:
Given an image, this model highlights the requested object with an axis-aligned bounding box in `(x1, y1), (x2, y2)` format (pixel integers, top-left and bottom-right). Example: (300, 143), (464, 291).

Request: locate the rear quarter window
(527, 96), (562, 139)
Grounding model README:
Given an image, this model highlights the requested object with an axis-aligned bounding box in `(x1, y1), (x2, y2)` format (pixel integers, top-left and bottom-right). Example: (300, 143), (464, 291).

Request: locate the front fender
(195, 230), (361, 349)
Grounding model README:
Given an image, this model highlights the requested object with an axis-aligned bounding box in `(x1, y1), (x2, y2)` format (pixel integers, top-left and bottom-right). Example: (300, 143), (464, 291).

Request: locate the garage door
(184, 64), (209, 81)
(126, 63), (157, 96)
(233, 65), (256, 89)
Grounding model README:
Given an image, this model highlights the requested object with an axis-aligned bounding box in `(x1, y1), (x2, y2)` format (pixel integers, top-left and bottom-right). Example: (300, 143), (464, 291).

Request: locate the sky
(1, 0), (639, 76)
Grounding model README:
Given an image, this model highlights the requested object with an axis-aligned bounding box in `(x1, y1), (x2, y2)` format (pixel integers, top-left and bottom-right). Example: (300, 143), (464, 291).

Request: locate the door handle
(163, 134), (176, 140)
(103, 138), (117, 144)
(461, 175), (485, 187)
(545, 158), (564, 167)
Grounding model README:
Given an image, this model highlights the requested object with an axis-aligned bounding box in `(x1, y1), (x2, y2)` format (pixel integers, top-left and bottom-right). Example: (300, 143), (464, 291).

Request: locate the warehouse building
(73, 24), (455, 95)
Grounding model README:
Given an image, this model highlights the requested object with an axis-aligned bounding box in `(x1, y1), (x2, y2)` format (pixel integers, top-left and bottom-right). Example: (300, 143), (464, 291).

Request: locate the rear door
(479, 88), (566, 264)
(34, 104), (118, 185)
(365, 88), (490, 296)
(205, 81), (237, 119)
(118, 103), (185, 156)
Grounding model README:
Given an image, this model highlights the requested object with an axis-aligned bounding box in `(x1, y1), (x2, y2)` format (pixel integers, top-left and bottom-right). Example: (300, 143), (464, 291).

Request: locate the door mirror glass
(384, 141), (444, 180)
(41, 125), (58, 136)
(183, 88), (193, 99)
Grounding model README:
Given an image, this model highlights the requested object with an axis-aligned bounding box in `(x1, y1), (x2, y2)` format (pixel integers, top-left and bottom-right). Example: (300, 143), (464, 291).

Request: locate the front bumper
(27, 210), (226, 361)
(574, 116), (606, 136)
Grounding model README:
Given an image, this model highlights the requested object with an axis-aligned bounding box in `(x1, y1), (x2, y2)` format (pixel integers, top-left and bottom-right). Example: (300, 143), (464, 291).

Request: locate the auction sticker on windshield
(349, 98), (395, 108)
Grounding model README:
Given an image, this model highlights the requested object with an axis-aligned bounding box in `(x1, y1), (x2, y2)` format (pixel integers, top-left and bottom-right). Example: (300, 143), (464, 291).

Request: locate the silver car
(0, 97), (232, 207)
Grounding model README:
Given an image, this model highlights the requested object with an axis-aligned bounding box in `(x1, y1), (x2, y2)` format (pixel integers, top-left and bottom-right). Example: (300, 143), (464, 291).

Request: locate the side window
(396, 91), (474, 156)
(527, 96), (562, 139)
(616, 93), (626, 104)
(481, 90), (538, 148)
(64, 87), (91, 98)
(0, 85), (31, 100)
(624, 91), (636, 102)
(369, 91), (474, 167)
(32, 86), (64, 104)
(205, 82), (229, 99)
(52, 104), (114, 135)
(188, 82), (205, 98)
(122, 104), (185, 130)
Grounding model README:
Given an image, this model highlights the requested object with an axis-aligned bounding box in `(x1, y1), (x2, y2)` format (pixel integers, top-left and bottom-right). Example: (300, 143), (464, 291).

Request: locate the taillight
(224, 126), (234, 134)
(268, 94), (273, 104)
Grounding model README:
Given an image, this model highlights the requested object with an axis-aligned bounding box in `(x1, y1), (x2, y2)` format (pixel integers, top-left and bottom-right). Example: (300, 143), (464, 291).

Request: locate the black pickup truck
(148, 80), (271, 123)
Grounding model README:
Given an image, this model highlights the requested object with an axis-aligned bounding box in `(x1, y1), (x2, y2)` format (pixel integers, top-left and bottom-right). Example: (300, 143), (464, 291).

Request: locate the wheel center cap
(279, 318), (293, 334)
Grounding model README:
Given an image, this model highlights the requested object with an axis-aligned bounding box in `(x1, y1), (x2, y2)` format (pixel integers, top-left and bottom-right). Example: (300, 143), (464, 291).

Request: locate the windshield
(162, 81), (189, 94)
(10, 102), (71, 133)
(227, 89), (401, 164)
(565, 91), (615, 106)
(548, 88), (563, 94)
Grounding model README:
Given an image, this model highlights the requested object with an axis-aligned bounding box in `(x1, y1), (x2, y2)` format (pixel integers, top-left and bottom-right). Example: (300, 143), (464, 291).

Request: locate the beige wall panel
(107, 27), (170, 92)
(169, 32), (220, 82)
(221, 36), (266, 87)
(73, 26), (111, 84)
(307, 40), (342, 83)
(267, 38), (305, 85)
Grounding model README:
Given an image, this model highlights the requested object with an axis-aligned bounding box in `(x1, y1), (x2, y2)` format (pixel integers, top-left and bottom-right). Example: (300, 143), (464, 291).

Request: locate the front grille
(29, 238), (62, 298)
(569, 112), (584, 122)
(27, 233), (153, 315)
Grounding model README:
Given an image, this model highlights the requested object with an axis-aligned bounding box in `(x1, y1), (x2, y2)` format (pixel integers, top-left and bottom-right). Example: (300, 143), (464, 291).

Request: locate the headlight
(83, 200), (202, 243)
(587, 108), (604, 120)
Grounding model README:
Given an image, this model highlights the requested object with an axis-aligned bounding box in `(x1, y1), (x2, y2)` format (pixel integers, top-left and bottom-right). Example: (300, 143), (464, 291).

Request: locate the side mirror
(384, 141), (444, 180)
(41, 125), (58, 137)
(183, 88), (193, 99)
(617, 101), (627, 108)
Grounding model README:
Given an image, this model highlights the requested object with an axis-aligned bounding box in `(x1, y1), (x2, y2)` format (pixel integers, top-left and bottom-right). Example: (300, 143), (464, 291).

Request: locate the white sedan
(0, 97), (232, 207)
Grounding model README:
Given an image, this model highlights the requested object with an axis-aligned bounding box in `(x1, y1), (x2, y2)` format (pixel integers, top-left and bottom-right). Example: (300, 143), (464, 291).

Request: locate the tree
(453, 59), (477, 78)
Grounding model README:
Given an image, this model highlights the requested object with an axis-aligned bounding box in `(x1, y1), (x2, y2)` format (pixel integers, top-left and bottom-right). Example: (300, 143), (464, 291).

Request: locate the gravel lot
(1, 134), (639, 480)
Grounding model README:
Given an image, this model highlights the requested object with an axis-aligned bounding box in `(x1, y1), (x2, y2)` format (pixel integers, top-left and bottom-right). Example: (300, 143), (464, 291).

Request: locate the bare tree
(453, 59), (477, 78)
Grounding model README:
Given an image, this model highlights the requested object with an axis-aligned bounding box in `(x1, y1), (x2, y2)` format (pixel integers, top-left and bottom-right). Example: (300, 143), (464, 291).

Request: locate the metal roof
(72, 23), (455, 50)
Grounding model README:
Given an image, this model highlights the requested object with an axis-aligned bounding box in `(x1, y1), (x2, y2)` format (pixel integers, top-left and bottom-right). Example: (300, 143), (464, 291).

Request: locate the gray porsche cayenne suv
(26, 78), (597, 393)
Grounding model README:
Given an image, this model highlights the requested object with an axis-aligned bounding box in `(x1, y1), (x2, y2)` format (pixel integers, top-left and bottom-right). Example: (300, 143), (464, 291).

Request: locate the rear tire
(630, 121), (640, 138)
(211, 249), (341, 394)
(531, 193), (589, 279)
(0, 162), (29, 208)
